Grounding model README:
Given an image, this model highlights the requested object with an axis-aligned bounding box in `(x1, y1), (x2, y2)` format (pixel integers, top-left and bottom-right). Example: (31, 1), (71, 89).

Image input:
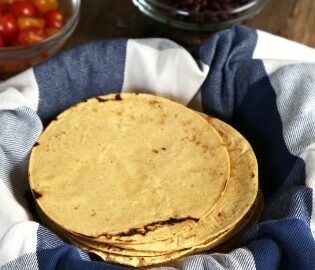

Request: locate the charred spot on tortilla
(115, 93), (122, 101)
(97, 217), (200, 239)
(149, 100), (160, 105)
(95, 97), (108, 103)
(32, 189), (42, 200)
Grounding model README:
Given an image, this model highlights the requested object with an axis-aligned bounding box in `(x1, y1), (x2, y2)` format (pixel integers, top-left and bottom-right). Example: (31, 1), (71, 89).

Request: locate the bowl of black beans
(132, 0), (268, 31)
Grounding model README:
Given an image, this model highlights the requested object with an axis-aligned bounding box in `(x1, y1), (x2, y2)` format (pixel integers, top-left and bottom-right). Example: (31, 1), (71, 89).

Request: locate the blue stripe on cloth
(232, 62), (304, 198)
(245, 219), (315, 270)
(33, 39), (127, 125)
(36, 226), (126, 270)
(246, 238), (281, 270)
(37, 246), (126, 270)
(194, 25), (258, 122)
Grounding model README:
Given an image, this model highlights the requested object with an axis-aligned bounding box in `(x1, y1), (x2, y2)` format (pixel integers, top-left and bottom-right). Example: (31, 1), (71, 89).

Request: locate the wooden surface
(64, 0), (315, 50)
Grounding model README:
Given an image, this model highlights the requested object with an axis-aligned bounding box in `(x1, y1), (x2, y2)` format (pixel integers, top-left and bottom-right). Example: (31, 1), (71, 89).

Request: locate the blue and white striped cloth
(1, 25), (315, 270)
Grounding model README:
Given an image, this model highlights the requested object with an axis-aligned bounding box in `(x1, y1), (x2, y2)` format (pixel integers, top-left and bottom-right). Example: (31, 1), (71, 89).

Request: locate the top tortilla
(107, 114), (258, 252)
(29, 93), (230, 243)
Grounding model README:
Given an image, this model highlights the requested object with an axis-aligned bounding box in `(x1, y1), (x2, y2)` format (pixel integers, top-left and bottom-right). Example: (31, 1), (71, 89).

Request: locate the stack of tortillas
(29, 93), (261, 267)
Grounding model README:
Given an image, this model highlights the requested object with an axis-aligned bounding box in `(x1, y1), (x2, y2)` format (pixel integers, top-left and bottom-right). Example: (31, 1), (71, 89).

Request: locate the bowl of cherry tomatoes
(0, 0), (80, 74)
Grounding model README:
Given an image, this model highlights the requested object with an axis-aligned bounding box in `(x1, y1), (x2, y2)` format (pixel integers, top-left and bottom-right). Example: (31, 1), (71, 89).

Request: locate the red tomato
(0, 0), (14, 4)
(18, 27), (45, 45)
(17, 16), (45, 30)
(0, 0), (24, 5)
(44, 26), (58, 37)
(0, 34), (4, 47)
(0, 3), (7, 15)
(0, 14), (18, 43)
(33, 0), (58, 13)
(43, 10), (62, 28)
(9, 1), (36, 18)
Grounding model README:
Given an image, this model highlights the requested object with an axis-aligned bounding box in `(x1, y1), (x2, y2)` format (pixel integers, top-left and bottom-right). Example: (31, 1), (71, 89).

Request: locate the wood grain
(64, 0), (315, 50)
(248, 0), (315, 46)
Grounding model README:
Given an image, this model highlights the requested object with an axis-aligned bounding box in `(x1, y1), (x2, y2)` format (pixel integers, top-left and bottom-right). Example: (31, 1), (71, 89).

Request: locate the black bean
(191, 3), (201, 12)
(221, 2), (234, 11)
(159, 0), (251, 11)
(154, 0), (252, 25)
(209, 0), (221, 11)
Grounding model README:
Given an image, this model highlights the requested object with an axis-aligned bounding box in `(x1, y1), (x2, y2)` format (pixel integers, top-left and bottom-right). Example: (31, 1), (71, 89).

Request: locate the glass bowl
(0, 0), (80, 75)
(132, 0), (268, 32)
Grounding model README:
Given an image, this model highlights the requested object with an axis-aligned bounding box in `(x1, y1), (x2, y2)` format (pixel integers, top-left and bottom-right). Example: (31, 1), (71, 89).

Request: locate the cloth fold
(0, 25), (315, 270)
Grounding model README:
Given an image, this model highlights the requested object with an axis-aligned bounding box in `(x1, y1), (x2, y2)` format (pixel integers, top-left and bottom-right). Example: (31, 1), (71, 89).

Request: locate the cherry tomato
(17, 27), (45, 45)
(0, 0), (24, 5)
(0, 14), (18, 43)
(0, 0), (63, 48)
(43, 10), (62, 28)
(17, 16), (45, 30)
(0, 34), (4, 47)
(44, 26), (58, 37)
(0, 3), (7, 15)
(0, 0), (15, 4)
(9, 1), (36, 18)
(33, 0), (58, 13)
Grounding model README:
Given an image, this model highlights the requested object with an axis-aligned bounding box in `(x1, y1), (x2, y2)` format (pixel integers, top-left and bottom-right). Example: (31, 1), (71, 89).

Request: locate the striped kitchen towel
(0, 25), (315, 270)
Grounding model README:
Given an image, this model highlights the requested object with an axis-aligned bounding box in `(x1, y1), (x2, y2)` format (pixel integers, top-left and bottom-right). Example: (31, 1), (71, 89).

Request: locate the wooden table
(65, 0), (315, 50)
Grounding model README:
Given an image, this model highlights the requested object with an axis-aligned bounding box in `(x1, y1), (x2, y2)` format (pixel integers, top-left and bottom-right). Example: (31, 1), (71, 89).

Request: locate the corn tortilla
(29, 93), (230, 244)
(107, 115), (258, 252)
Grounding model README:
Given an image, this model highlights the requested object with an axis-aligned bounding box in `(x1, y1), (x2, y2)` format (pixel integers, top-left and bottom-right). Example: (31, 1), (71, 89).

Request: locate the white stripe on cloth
(267, 64), (315, 238)
(253, 30), (315, 63)
(154, 248), (255, 270)
(0, 181), (32, 238)
(0, 69), (39, 111)
(254, 31), (315, 75)
(122, 39), (209, 106)
(300, 144), (315, 236)
(0, 221), (39, 268)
